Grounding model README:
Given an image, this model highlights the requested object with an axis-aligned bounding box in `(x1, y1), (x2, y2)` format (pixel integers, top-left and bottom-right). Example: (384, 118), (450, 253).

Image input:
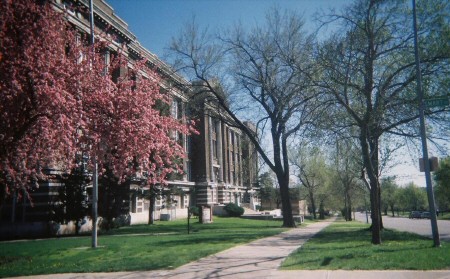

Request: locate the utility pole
(412, 0), (440, 247)
(89, 0), (98, 249)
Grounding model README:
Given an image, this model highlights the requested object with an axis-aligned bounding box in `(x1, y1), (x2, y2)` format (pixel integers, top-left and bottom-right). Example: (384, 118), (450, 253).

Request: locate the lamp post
(412, 0), (440, 247)
(92, 160), (98, 248)
(88, 0), (98, 249)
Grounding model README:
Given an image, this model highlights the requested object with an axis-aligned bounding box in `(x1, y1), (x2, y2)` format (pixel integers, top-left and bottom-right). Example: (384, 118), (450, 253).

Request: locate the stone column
(208, 115), (214, 182)
(223, 126), (229, 184)
(218, 121), (223, 182)
(238, 135), (243, 186)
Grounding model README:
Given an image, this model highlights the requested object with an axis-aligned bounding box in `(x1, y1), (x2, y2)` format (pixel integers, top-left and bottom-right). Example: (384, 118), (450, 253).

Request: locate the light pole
(88, 0), (98, 249)
(412, 0), (440, 247)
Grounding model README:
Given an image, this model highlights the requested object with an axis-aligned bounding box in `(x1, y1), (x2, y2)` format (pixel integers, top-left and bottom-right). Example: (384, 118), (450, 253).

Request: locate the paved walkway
(11, 219), (450, 279)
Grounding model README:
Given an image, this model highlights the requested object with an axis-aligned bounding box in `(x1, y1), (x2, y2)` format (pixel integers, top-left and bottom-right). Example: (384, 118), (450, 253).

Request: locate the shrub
(189, 206), (199, 217)
(224, 203), (245, 217)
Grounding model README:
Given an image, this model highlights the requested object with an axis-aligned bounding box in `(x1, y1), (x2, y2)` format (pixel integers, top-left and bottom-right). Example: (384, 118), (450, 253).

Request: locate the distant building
(260, 186), (307, 216)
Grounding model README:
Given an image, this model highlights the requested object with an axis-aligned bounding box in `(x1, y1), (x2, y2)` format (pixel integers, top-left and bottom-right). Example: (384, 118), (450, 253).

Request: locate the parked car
(421, 211), (431, 219)
(409, 211), (422, 219)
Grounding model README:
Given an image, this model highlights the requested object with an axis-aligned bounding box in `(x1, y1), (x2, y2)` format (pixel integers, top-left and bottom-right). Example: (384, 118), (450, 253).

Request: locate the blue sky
(106, 0), (352, 58)
(104, 0), (431, 187)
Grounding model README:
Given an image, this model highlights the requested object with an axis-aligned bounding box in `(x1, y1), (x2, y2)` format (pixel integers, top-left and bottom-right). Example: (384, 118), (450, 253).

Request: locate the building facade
(0, 0), (259, 236)
(188, 93), (258, 208)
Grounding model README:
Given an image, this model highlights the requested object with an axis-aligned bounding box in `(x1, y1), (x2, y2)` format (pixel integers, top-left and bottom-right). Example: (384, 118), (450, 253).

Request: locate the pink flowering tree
(94, 54), (195, 226)
(79, 49), (194, 227)
(0, 0), (194, 217)
(82, 52), (193, 186)
(0, 0), (84, 210)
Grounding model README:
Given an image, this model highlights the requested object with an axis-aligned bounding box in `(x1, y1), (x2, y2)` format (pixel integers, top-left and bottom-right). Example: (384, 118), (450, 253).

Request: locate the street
(354, 212), (450, 242)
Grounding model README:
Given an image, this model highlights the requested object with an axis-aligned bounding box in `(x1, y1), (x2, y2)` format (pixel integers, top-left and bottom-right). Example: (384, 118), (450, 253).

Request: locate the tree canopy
(170, 7), (320, 227)
(316, 0), (449, 244)
(434, 157), (450, 211)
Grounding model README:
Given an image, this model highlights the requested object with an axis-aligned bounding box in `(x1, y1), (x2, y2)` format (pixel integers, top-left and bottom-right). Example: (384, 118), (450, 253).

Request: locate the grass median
(0, 217), (286, 277)
(281, 220), (450, 270)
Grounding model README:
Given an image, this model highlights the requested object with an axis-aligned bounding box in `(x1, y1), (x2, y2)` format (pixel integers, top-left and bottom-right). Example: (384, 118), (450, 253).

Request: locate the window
(171, 99), (180, 140)
(187, 161), (192, 181)
(212, 137), (218, 160)
(185, 134), (190, 153)
(103, 49), (110, 73)
(112, 65), (126, 83)
(181, 195), (186, 209)
(214, 167), (220, 182)
(137, 201), (143, 213)
(171, 99), (178, 119)
(75, 34), (84, 64)
(184, 196), (188, 208)
(63, 1), (76, 16)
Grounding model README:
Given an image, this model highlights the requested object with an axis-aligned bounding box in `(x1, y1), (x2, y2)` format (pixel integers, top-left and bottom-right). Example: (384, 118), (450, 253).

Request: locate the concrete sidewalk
(11, 219), (450, 279)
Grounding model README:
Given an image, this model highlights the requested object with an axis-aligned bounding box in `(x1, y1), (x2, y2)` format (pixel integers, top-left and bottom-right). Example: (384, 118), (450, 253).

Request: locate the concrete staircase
(242, 206), (261, 215)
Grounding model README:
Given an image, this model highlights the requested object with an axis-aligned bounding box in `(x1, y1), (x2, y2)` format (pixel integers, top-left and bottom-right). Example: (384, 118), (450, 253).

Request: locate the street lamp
(412, 0), (440, 247)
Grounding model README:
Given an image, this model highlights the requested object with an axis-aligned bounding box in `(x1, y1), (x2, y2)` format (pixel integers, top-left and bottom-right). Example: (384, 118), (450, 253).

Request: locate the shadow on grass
(321, 257), (333, 266)
(143, 230), (283, 248)
(281, 221), (450, 270)
(102, 217), (284, 236)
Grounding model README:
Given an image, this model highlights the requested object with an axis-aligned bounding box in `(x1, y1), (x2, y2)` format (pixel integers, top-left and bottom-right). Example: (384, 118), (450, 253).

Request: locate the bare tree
(169, 8), (320, 227)
(316, 0), (449, 244)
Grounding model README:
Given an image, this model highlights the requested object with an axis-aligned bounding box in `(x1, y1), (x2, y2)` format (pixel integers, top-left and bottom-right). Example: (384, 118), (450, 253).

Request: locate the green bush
(224, 203), (245, 217)
(189, 206), (199, 217)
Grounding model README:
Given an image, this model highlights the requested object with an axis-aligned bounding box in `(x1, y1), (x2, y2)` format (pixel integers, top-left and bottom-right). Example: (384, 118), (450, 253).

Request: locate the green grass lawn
(0, 217), (286, 277)
(438, 212), (450, 220)
(281, 220), (450, 270)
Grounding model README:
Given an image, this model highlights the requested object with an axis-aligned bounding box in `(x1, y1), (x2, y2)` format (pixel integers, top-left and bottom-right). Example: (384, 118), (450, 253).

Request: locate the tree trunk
(370, 183), (381, 244)
(104, 188), (112, 230)
(272, 129), (295, 227)
(278, 176), (295, 227)
(347, 192), (353, 221)
(360, 128), (381, 244)
(0, 183), (7, 218)
(378, 186), (384, 229)
(309, 194), (317, 220)
(11, 190), (16, 223)
(148, 186), (155, 225)
(75, 219), (79, 235)
(319, 201), (325, 219)
(276, 198), (281, 209)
